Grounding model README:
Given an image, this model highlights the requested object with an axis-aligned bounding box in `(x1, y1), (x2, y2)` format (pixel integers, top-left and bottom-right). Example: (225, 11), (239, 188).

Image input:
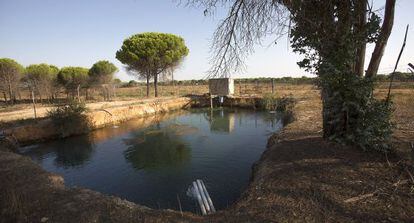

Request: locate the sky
(0, 0), (413, 81)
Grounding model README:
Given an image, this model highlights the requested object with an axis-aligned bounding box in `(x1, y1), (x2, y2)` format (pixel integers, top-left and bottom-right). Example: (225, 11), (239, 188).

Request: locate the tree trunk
(354, 0), (367, 76)
(31, 90), (37, 119)
(172, 72), (175, 96)
(77, 85), (81, 103)
(3, 92), (7, 102)
(366, 0), (396, 78)
(321, 88), (335, 138)
(146, 76), (150, 97)
(154, 74), (158, 97)
(8, 82), (13, 104)
(38, 89), (43, 103)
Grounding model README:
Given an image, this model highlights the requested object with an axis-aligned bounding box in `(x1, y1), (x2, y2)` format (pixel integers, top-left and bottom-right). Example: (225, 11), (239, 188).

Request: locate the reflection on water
(124, 125), (191, 170)
(21, 135), (95, 168)
(20, 108), (283, 212)
(208, 109), (236, 133)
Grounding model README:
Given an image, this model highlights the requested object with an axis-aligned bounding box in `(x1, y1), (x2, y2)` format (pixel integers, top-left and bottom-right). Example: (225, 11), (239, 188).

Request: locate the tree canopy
(116, 32), (189, 97)
(25, 63), (59, 100)
(26, 64), (59, 81)
(58, 67), (89, 88)
(88, 60), (118, 85)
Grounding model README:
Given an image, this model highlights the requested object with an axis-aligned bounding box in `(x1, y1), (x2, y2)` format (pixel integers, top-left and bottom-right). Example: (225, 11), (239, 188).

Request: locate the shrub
(320, 72), (394, 153)
(47, 100), (91, 137)
(261, 94), (296, 125)
(261, 94), (296, 112)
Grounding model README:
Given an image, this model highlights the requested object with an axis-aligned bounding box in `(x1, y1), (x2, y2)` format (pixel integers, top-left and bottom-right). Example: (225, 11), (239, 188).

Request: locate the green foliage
(261, 94), (296, 112)
(288, 1), (393, 152)
(290, 1), (381, 73)
(57, 67), (89, 90)
(116, 32), (189, 97)
(24, 64), (59, 95)
(320, 72), (393, 152)
(116, 32), (189, 73)
(88, 60), (118, 85)
(0, 58), (25, 75)
(25, 64), (59, 81)
(47, 100), (91, 137)
(261, 94), (296, 125)
(116, 32), (189, 91)
(124, 80), (139, 87)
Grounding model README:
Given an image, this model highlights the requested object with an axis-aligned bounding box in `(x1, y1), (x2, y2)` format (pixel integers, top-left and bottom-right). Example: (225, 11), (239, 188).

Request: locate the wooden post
(239, 81), (242, 95)
(271, 78), (275, 94)
(255, 80), (258, 93)
(210, 95), (213, 109)
(31, 90), (37, 119)
(77, 85), (81, 103)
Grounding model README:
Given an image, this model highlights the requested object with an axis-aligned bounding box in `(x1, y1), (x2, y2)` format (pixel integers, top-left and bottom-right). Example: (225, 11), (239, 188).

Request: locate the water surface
(20, 108), (283, 213)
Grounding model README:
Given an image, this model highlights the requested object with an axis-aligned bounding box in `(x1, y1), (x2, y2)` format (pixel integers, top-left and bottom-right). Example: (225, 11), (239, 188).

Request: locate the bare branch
(189, 0), (290, 78)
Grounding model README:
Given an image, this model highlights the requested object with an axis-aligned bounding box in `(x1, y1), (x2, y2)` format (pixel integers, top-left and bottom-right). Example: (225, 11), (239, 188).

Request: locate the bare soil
(1, 87), (413, 222)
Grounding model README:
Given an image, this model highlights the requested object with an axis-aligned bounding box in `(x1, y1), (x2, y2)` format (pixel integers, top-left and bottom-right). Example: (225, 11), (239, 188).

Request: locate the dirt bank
(0, 97), (181, 123)
(1, 91), (413, 222)
(3, 97), (192, 145)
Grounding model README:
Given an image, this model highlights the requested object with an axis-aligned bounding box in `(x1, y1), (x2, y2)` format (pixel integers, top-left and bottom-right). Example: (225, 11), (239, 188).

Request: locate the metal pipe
(199, 180), (216, 213)
(196, 180), (211, 213)
(192, 181), (206, 215)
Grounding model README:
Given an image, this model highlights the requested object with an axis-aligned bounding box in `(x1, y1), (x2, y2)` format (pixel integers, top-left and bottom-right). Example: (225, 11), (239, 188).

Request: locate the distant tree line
(377, 72), (414, 82)
(118, 73), (413, 88)
(0, 58), (119, 104)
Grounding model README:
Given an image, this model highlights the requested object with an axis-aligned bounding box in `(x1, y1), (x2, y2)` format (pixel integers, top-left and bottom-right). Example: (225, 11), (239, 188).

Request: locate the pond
(19, 108), (283, 213)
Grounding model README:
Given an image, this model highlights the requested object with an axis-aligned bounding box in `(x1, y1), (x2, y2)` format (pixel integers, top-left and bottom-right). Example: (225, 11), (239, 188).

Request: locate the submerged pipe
(192, 181), (207, 215)
(199, 180), (216, 213)
(196, 180), (211, 213)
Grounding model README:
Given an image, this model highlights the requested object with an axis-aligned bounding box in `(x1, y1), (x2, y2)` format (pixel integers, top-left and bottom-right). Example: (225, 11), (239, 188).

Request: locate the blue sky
(0, 0), (413, 81)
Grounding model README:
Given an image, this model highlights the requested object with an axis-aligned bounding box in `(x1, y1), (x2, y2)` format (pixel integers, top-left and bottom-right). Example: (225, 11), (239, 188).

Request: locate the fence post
(31, 90), (37, 119)
(271, 78), (275, 94)
(239, 81), (242, 95)
(255, 80), (258, 93)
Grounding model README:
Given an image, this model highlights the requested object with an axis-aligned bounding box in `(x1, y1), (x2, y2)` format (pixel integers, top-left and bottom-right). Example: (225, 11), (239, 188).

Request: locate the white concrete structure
(208, 78), (234, 96)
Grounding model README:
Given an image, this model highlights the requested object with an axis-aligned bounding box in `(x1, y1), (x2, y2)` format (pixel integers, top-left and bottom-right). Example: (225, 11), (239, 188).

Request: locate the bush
(261, 94), (296, 112)
(261, 94), (296, 125)
(47, 100), (91, 137)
